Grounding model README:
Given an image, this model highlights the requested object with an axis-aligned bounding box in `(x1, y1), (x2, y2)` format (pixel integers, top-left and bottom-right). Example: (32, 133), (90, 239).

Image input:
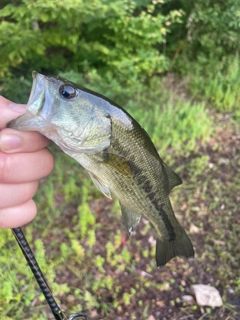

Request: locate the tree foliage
(183, 0), (240, 61)
(0, 0), (240, 113)
(0, 0), (183, 80)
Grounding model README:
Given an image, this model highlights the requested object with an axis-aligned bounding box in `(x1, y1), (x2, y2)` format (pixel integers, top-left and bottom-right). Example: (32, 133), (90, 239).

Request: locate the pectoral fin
(88, 172), (112, 199)
(120, 202), (141, 235)
(162, 162), (182, 193)
(103, 152), (132, 176)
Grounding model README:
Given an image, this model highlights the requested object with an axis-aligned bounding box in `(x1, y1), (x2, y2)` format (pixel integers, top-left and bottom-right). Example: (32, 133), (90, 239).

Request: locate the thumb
(0, 96), (26, 130)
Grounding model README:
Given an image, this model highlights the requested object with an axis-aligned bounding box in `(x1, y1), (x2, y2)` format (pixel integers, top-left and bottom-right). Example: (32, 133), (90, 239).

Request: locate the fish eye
(59, 85), (76, 99)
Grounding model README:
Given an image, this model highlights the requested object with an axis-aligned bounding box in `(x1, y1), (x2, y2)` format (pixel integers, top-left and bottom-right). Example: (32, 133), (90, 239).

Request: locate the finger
(0, 96), (26, 129)
(0, 199), (37, 228)
(0, 129), (51, 153)
(0, 149), (54, 183)
(0, 181), (38, 209)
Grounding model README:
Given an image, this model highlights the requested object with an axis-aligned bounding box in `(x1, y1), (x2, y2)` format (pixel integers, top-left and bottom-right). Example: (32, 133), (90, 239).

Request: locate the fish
(8, 71), (194, 267)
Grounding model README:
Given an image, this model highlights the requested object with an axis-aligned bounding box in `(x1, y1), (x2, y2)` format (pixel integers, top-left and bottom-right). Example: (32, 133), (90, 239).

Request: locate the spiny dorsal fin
(162, 162), (182, 193)
(88, 171), (112, 199)
(120, 202), (141, 235)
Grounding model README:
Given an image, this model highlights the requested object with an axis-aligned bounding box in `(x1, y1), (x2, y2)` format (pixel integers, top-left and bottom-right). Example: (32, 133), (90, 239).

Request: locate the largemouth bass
(8, 71), (194, 267)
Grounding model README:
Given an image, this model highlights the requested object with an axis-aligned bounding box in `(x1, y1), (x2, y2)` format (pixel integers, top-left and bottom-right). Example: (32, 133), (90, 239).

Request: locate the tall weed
(186, 55), (240, 120)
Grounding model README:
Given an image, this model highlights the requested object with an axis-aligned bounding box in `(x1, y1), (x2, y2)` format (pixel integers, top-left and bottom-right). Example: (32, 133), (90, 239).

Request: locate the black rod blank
(12, 227), (90, 320)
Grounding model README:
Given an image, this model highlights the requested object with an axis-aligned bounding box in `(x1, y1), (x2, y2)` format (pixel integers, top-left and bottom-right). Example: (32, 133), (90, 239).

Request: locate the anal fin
(120, 202), (141, 235)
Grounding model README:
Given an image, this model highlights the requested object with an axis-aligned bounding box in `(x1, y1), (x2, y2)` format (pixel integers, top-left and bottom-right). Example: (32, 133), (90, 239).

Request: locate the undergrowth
(186, 55), (240, 121)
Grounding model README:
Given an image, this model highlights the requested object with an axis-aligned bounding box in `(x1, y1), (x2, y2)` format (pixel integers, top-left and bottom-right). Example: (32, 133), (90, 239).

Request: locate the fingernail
(9, 103), (26, 113)
(0, 134), (22, 151)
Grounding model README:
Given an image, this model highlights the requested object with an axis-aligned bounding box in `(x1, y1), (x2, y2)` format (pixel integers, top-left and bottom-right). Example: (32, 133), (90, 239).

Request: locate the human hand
(0, 96), (54, 228)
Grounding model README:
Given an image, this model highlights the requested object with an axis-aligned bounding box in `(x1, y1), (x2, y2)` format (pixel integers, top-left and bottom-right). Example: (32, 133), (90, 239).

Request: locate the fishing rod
(12, 227), (90, 320)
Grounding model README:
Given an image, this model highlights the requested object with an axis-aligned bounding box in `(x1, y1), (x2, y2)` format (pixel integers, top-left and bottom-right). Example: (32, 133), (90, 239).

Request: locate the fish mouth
(26, 71), (46, 114)
(8, 71), (47, 131)
(27, 70), (39, 106)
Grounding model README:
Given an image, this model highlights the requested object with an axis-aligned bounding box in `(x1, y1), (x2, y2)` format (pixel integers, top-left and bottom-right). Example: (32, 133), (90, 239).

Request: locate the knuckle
(0, 152), (12, 182)
(41, 149), (55, 175)
(23, 181), (39, 202)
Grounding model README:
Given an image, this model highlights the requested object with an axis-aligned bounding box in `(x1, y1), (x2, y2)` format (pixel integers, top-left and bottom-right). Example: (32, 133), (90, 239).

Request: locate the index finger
(0, 96), (26, 129)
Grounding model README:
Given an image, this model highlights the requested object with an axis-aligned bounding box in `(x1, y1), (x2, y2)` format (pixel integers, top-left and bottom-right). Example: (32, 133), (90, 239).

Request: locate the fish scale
(8, 71), (194, 267)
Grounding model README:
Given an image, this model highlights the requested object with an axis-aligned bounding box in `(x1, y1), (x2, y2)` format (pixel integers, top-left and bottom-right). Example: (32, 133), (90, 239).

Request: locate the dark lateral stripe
(156, 205), (176, 241)
(155, 202), (176, 241)
(143, 182), (176, 240)
(134, 165), (176, 241)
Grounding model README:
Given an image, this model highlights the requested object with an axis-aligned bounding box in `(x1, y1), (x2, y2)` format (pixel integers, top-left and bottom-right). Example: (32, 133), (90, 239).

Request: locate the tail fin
(156, 229), (194, 267)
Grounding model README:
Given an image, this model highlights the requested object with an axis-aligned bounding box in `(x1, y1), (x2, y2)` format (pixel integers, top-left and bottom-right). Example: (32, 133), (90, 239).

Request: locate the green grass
(186, 55), (240, 121)
(0, 74), (239, 319)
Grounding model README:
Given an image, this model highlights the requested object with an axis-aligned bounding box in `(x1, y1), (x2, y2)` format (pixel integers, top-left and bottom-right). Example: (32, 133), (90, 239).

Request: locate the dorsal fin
(162, 162), (182, 193)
